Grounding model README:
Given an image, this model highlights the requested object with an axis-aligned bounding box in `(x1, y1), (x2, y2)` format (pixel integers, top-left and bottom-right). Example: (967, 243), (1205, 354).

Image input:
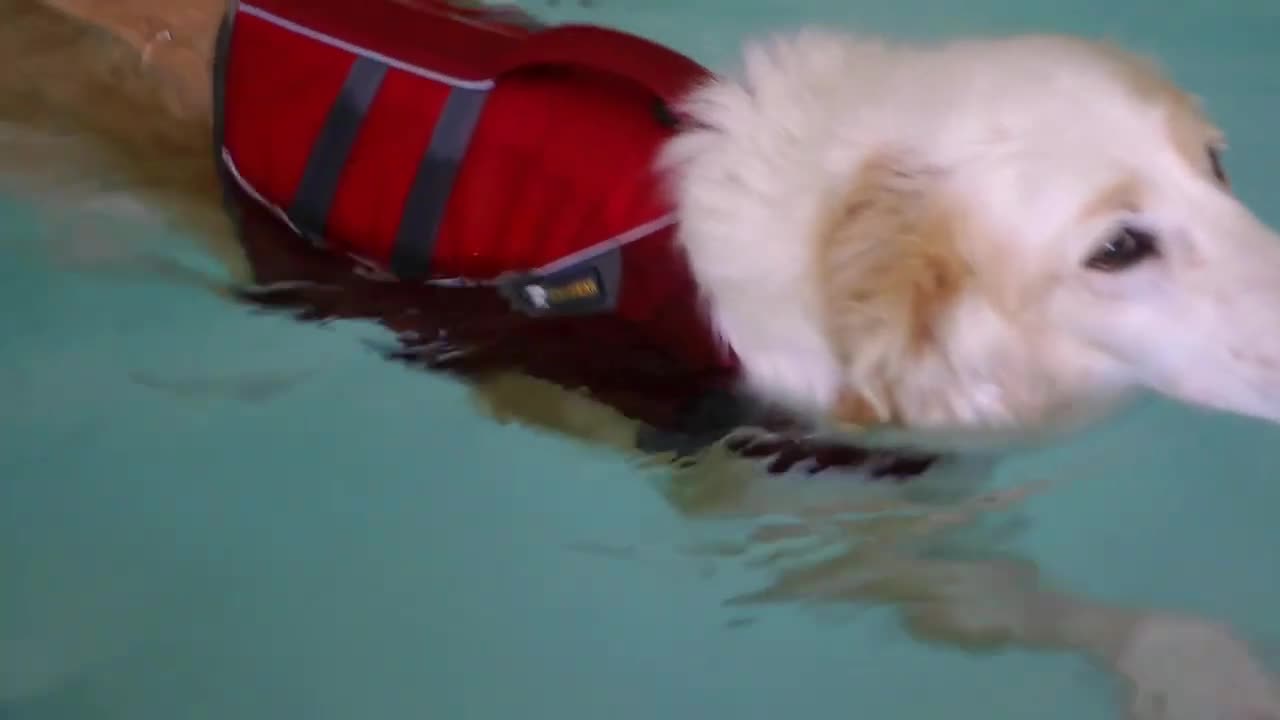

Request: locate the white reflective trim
(537, 212), (676, 275)
(423, 212), (677, 286)
(238, 3), (496, 91)
(221, 147), (302, 237)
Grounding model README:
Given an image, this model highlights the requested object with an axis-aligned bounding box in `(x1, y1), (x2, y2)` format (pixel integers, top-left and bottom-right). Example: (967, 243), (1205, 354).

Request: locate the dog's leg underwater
(726, 518), (1280, 719)
(895, 555), (1280, 719)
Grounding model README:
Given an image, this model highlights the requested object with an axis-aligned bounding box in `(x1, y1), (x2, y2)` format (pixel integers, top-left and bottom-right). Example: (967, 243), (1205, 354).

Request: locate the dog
(5, 1), (1280, 718)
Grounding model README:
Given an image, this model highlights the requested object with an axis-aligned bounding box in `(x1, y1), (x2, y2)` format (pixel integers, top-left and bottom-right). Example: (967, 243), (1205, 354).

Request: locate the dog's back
(0, 0), (244, 273)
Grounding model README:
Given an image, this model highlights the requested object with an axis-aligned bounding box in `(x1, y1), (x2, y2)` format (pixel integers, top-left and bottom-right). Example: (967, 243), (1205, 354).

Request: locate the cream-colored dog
(664, 32), (1276, 451)
(4, 2), (1280, 718)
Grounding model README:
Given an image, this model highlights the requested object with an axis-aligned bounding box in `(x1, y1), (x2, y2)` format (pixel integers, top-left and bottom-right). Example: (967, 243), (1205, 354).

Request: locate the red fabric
(436, 67), (674, 276)
(492, 24), (712, 104)
(242, 0), (530, 83)
(222, 0), (709, 277)
(220, 0), (732, 378)
(221, 14), (356, 229)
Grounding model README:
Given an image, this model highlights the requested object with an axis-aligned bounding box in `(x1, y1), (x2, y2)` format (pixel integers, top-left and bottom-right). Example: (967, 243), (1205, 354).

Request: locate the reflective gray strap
(288, 57), (388, 246)
(389, 87), (489, 280)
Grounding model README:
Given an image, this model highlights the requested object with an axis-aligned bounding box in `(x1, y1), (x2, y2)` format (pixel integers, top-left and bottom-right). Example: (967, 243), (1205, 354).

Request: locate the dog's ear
(818, 153), (971, 427)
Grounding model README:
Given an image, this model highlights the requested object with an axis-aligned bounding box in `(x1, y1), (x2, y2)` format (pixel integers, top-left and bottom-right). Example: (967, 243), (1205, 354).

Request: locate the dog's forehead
(972, 38), (1211, 145)
(967, 64), (1210, 213)
(959, 120), (1165, 219)
(1007, 80), (1178, 145)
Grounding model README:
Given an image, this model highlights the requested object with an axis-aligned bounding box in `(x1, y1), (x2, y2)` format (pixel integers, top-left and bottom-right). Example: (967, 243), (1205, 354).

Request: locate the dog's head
(662, 32), (1280, 447)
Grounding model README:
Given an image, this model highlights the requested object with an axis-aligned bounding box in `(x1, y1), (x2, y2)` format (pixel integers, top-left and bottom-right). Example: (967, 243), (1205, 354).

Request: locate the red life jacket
(216, 0), (734, 366)
(212, 0), (942, 476)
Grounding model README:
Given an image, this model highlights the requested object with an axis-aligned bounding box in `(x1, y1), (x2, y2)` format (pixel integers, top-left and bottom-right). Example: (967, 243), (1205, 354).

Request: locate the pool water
(3, 1), (1280, 719)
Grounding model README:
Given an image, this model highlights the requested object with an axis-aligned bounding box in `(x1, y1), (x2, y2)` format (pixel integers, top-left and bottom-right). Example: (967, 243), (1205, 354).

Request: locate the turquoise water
(3, 1), (1280, 718)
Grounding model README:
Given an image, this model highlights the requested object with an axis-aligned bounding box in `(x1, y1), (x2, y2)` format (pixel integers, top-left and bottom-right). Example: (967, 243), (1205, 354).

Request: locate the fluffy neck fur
(660, 33), (868, 416)
(658, 31), (1130, 444)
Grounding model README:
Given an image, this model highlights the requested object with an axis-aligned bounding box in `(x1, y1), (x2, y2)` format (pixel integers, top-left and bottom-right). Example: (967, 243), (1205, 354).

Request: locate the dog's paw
(1117, 613), (1280, 720)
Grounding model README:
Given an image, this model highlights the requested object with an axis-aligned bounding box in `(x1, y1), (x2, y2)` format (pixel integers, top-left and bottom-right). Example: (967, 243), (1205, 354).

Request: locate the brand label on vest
(498, 248), (622, 317)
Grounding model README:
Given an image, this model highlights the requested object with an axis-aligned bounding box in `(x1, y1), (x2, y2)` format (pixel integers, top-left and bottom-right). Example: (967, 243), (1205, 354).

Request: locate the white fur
(659, 31), (1280, 446)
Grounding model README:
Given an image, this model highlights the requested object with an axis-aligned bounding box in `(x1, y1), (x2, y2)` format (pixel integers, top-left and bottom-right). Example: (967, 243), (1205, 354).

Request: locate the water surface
(3, 1), (1280, 718)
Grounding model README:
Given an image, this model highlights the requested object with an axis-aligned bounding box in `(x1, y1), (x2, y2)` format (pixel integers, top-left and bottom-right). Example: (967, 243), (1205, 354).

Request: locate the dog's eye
(1085, 226), (1160, 272)
(1208, 145), (1229, 186)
